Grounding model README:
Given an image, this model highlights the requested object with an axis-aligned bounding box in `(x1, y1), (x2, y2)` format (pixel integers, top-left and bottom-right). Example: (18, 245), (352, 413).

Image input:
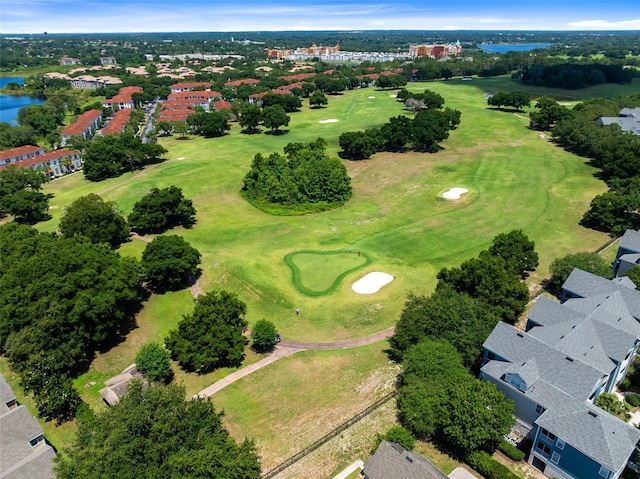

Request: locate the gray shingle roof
(620, 229), (640, 254)
(562, 268), (640, 320)
(483, 322), (603, 401)
(527, 296), (583, 328)
(536, 397), (640, 472)
(620, 107), (640, 118)
(0, 375), (55, 479)
(362, 441), (449, 479)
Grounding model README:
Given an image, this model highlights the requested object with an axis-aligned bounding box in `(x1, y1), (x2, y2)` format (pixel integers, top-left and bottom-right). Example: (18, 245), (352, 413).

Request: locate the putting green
(285, 250), (369, 296)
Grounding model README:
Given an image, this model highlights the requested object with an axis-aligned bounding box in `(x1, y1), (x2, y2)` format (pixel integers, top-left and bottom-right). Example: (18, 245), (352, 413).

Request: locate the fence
(261, 391), (396, 479)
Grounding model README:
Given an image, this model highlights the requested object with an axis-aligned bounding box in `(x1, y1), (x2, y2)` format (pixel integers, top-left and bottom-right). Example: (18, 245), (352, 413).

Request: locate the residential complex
(481, 267), (640, 479)
(599, 108), (640, 136)
(614, 229), (640, 277)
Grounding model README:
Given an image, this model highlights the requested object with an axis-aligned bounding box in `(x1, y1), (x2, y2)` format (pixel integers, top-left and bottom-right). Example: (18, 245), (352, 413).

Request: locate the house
(224, 78), (260, 90)
(169, 82), (211, 93)
(0, 145), (45, 166)
(0, 374), (56, 479)
(614, 229), (640, 277)
(61, 109), (103, 146)
(599, 108), (640, 136)
(101, 109), (132, 135)
(99, 364), (146, 406)
(480, 268), (640, 479)
(100, 56), (117, 65)
(362, 441), (449, 479)
(69, 75), (122, 90)
(0, 149), (82, 177)
(59, 56), (81, 65)
(102, 86), (143, 110)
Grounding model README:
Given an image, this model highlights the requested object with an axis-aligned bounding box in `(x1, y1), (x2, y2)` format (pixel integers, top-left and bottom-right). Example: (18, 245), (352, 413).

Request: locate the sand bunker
(319, 119), (339, 123)
(175, 157), (185, 161)
(389, 94), (397, 98)
(368, 96), (376, 99)
(352, 272), (394, 294)
(442, 187), (469, 200)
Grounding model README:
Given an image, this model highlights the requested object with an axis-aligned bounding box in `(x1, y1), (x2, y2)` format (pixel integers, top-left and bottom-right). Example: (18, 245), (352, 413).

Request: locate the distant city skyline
(2, 0), (639, 34)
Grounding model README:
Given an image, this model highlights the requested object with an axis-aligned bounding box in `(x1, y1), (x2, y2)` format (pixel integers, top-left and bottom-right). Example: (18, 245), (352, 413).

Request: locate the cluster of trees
(339, 91), (461, 159)
(186, 109), (230, 138)
(82, 134), (167, 181)
(242, 138), (352, 214)
(391, 230), (538, 457)
(516, 62), (636, 90)
(0, 165), (51, 224)
(237, 103), (291, 134)
(486, 90), (531, 111)
(0, 223), (145, 423)
(547, 94), (640, 235)
(56, 382), (261, 478)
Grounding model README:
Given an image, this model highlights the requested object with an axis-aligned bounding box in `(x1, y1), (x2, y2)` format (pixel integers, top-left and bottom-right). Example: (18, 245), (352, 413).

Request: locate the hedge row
(497, 440), (526, 462)
(466, 451), (520, 479)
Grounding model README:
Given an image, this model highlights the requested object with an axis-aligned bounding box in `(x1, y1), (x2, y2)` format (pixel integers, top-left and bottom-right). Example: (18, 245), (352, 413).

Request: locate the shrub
(251, 319), (277, 352)
(372, 426), (416, 453)
(135, 343), (172, 383)
(626, 394), (640, 408)
(466, 451), (520, 479)
(497, 440), (525, 462)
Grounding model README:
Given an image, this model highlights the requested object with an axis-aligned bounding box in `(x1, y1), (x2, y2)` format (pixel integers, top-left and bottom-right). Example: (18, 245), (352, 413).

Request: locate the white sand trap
(319, 119), (339, 123)
(539, 133), (545, 139)
(175, 157), (185, 160)
(442, 187), (469, 200)
(352, 272), (394, 294)
(389, 94), (397, 98)
(368, 96), (376, 99)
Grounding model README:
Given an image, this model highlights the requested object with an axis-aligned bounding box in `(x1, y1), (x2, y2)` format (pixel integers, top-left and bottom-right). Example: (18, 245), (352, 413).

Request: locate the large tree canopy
(56, 382), (261, 479)
(389, 285), (499, 367)
(128, 186), (197, 234)
(165, 290), (248, 374)
(242, 138), (352, 214)
(547, 252), (613, 297)
(397, 339), (514, 455)
(0, 223), (144, 422)
(0, 165), (50, 223)
(141, 235), (201, 293)
(59, 193), (130, 248)
(487, 229), (539, 278)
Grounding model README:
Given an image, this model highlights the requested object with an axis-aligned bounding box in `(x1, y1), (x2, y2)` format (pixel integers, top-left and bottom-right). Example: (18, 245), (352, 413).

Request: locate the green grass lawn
(285, 250), (370, 295)
(31, 77), (627, 469)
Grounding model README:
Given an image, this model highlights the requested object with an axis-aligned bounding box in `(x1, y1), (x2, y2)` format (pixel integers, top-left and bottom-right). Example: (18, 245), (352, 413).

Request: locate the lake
(0, 77), (45, 125)
(479, 43), (551, 54)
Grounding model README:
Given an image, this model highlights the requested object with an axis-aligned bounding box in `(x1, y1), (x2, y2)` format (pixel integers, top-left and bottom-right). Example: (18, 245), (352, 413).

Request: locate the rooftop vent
(566, 357), (574, 362)
(588, 411), (598, 418)
(516, 333), (524, 338)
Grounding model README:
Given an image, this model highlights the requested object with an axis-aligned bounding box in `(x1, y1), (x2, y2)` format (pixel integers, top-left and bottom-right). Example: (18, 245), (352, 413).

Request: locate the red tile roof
(76, 109), (103, 122)
(224, 78), (260, 88)
(158, 110), (195, 122)
(61, 122), (93, 136)
(0, 149), (79, 171)
(213, 99), (232, 111)
(102, 109), (132, 135)
(0, 145), (44, 161)
(167, 90), (221, 100)
(278, 72), (317, 82)
(170, 82), (211, 91)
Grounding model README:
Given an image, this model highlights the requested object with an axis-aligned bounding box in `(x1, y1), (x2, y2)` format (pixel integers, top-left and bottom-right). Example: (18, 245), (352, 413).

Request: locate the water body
(0, 77), (45, 125)
(479, 43), (550, 54)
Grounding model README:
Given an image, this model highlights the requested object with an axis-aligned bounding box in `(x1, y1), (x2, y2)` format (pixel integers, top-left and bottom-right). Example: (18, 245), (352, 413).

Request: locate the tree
(165, 290), (248, 373)
(309, 90), (328, 108)
(529, 96), (569, 130)
(135, 343), (172, 383)
(437, 254), (530, 324)
(187, 111), (230, 137)
(128, 186), (197, 234)
(251, 319), (277, 352)
(595, 392), (631, 421)
(397, 339), (514, 455)
(389, 285), (499, 367)
(547, 252), (613, 297)
(0, 165), (50, 223)
(262, 105), (290, 133)
(56, 383), (261, 479)
(141, 235), (201, 292)
(487, 91), (530, 111)
(59, 193), (130, 248)
(339, 130), (379, 160)
(624, 267), (640, 286)
(487, 229), (539, 278)
(412, 109), (457, 152)
(380, 115), (413, 151)
(373, 426), (415, 453)
(34, 374), (83, 425)
(239, 103), (263, 132)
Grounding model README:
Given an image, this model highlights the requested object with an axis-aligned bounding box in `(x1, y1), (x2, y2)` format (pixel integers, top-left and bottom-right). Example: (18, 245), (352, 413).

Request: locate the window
(599, 466), (610, 478)
(551, 452), (560, 464)
(556, 438), (565, 450)
(5, 399), (17, 410)
(28, 435), (44, 449)
(535, 404), (545, 414)
(535, 441), (551, 457)
(540, 428), (557, 442)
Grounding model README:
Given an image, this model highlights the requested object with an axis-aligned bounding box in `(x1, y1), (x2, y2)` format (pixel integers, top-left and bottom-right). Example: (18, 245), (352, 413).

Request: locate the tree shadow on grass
(264, 129), (289, 136)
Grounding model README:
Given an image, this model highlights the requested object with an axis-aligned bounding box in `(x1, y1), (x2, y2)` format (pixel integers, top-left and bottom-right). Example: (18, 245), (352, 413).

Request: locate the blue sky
(2, 0), (639, 34)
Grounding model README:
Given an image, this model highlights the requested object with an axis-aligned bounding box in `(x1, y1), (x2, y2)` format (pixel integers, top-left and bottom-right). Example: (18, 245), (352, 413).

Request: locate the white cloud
(566, 18), (640, 30)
